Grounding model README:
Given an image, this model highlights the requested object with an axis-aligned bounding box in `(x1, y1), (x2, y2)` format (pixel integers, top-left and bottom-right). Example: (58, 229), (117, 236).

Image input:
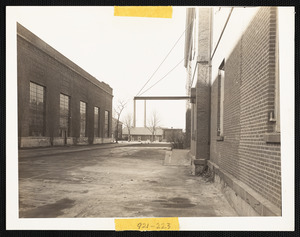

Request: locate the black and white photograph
(6, 6), (294, 231)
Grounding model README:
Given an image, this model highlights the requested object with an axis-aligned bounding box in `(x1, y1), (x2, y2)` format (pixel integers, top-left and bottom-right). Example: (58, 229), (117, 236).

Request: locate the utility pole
(144, 100), (146, 127)
(133, 100), (136, 128)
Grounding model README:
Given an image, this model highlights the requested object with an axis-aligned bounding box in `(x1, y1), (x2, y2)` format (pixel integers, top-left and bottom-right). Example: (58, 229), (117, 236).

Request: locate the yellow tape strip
(114, 6), (173, 18)
(115, 217), (179, 231)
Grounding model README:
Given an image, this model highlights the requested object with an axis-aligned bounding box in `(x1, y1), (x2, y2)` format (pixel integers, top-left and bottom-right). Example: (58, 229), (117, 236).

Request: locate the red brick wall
(210, 7), (281, 208)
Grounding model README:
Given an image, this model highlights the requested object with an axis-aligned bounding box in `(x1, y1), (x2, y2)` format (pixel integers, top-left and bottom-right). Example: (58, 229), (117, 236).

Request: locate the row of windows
(29, 82), (110, 138)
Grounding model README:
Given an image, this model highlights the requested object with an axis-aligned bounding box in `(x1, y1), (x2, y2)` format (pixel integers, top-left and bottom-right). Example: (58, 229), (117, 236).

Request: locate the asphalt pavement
(18, 143), (237, 218)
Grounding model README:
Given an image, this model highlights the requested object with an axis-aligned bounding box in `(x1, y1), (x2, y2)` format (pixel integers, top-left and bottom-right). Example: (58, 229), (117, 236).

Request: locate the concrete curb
(19, 143), (172, 158)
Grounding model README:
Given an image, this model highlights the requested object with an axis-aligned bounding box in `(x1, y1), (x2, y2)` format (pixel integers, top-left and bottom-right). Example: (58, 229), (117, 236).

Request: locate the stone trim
(52, 137), (74, 146)
(208, 160), (281, 216)
(20, 137), (51, 148)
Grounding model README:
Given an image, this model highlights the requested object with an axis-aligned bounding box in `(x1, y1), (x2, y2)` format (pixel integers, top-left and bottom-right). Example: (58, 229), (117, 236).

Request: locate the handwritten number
(137, 222), (172, 230)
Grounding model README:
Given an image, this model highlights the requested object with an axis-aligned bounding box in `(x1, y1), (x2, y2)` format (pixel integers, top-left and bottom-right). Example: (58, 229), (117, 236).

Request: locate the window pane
(94, 107), (99, 137)
(29, 82), (45, 136)
(80, 101), (86, 137)
(105, 110), (109, 138)
(59, 94), (70, 137)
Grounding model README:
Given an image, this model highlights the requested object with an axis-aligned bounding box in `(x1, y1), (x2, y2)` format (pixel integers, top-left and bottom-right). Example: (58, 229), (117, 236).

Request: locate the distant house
(122, 127), (163, 142)
(112, 118), (123, 141)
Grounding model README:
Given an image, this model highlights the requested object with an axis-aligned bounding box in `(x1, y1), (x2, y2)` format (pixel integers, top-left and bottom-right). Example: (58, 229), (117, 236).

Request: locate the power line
(139, 58), (185, 96)
(190, 61), (198, 87)
(135, 20), (194, 96)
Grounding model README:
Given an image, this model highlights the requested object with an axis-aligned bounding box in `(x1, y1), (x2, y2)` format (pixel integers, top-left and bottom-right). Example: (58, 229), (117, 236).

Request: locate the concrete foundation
(102, 138), (113, 143)
(52, 137), (74, 146)
(20, 137), (51, 148)
(208, 161), (281, 216)
(93, 138), (103, 144)
(194, 159), (207, 175)
(19, 136), (112, 148)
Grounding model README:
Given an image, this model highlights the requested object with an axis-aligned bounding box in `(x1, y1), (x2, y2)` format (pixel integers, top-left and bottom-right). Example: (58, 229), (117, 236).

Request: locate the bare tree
(123, 113), (133, 142)
(113, 99), (127, 143)
(147, 110), (161, 142)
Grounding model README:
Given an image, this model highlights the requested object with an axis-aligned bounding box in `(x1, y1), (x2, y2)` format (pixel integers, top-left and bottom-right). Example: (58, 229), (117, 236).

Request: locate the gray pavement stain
(154, 197), (196, 208)
(20, 198), (75, 218)
(18, 145), (237, 218)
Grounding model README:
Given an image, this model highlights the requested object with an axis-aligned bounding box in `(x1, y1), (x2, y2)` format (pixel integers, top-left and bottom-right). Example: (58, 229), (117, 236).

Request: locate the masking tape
(115, 217), (179, 231)
(114, 6), (173, 18)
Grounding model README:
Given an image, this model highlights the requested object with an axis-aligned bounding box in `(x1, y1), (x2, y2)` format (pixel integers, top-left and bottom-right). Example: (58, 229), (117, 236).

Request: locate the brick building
(185, 7), (284, 216)
(17, 23), (113, 147)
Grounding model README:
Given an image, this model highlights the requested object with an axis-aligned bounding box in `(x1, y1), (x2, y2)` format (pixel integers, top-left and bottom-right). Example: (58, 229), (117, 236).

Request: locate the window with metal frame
(59, 93), (70, 137)
(104, 110), (110, 138)
(29, 82), (45, 136)
(80, 101), (86, 137)
(94, 107), (100, 137)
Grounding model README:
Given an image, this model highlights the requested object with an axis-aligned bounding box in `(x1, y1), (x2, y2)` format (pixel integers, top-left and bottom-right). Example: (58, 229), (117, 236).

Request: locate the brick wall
(17, 24), (113, 147)
(210, 7), (281, 208)
(195, 64), (210, 160)
(191, 8), (211, 160)
(210, 39), (242, 175)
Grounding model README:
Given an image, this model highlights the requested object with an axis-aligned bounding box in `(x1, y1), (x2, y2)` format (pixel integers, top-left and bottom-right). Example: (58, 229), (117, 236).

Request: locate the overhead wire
(139, 57), (185, 96)
(135, 20), (194, 96)
(190, 61), (198, 87)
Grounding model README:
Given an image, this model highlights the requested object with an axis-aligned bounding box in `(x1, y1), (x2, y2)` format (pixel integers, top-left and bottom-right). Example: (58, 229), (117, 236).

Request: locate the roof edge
(17, 23), (113, 95)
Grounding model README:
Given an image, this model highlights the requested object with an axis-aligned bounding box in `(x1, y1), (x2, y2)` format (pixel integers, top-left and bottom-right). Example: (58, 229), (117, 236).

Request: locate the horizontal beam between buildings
(134, 96), (191, 100)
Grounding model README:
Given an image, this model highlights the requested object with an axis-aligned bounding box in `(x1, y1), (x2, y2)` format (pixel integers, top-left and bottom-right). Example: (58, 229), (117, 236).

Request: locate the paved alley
(19, 144), (237, 218)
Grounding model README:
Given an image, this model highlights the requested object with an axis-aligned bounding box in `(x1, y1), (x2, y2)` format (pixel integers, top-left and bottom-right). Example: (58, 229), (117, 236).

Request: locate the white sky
(13, 6), (188, 129)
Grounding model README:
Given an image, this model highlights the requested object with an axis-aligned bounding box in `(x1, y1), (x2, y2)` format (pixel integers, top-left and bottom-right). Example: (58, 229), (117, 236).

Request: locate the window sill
(264, 133), (280, 144)
(216, 136), (224, 141)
